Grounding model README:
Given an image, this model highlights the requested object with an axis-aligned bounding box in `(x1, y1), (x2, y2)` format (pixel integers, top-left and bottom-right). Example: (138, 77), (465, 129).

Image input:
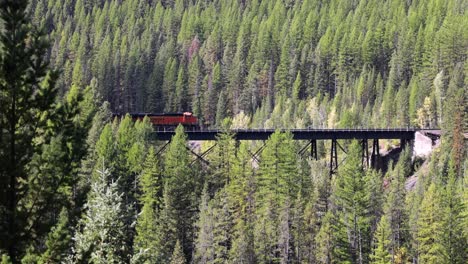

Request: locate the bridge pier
(371, 139), (380, 169)
(362, 139), (369, 168)
(311, 140), (318, 161)
(330, 139), (338, 175)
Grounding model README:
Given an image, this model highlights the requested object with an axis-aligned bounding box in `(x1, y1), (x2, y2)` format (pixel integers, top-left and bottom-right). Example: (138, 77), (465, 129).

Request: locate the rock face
(413, 132), (436, 158)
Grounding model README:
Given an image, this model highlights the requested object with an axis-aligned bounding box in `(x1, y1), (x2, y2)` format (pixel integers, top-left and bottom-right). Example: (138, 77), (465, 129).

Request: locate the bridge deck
(151, 128), (434, 141)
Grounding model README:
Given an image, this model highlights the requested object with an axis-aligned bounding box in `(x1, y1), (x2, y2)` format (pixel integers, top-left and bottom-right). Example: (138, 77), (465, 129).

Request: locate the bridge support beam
(330, 139), (338, 175)
(299, 140), (318, 160)
(186, 146), (210, 166)
(371, 139), (380, 169)
(249, 141), (267, 164)
(311, 140), (318, 161)
(189, 143), (217, 165)
(156, 140), (171, 156)
(362, 139), (369, 168)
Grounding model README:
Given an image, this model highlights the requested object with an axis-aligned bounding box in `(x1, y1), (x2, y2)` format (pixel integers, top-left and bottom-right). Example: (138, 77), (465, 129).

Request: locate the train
(114, 112), (199, 130)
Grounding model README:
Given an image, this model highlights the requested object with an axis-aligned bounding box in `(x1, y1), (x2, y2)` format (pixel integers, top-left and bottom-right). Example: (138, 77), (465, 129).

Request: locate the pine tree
(163, 125), (197, 260)
(170, 240), (186, 264)
(334, 140), (371, 263)
(315, 211), (334, 264)
(370, 215), (392, 264)
(72, 168), (129, 263)
(417, 183), (447, 263)
(153, 183), (178, 263)
(209, 131), (236, 190)
(194, 185), (215, 263)
(38, 208), (72, 264)
(442, 161), (467, 263)
(0, 0), (59, 258)
(133, 147), (162, 262)
(212, 189), (232, 263)
(384, 148), (411, 258)
(227, 142), (255, 263)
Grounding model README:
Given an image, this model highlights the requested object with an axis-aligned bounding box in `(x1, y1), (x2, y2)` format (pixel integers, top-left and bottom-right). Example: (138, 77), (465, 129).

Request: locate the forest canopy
(0, 0), (467, 263)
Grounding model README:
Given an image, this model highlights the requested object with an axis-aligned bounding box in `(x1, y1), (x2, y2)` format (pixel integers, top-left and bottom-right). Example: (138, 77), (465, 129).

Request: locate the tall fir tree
(133, 147), (162, 262)
(416, 183), (447, 263)
(0, 0), (59, 259)
(71, 168), (129, 263)
(333, 140), (371, 263)
(370, 215), (392, 264)
(163, 125), (198, 261)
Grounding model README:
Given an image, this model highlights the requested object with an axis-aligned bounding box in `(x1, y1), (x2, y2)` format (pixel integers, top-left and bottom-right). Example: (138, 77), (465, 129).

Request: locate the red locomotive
(116, 112), (199, 130)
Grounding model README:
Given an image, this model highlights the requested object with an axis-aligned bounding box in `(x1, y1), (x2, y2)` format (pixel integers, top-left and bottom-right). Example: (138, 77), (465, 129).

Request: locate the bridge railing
(152, 126), (437, 133)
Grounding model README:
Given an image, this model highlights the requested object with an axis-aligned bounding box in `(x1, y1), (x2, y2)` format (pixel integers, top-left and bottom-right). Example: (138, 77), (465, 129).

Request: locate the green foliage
(384, 148), (411, 257)
(163, 125), (198, 260)
(194, 185), (215, 263)
(26, 0), (467, 129)
(152, 183), (178, 263)
(417, 183), (447, 263)
(442, 163), (467, 263)
(0, 255), (11, 264)
(370, 215), (392, 264)
(133, 147), (162, 262)
(2, 0), (467, 262)
(333, 140), (371, 263)
(38, 208), (72, 264)
(170, 240), (186, 264)
(0, 0), (59, 259)
(72, 168), (129, 263)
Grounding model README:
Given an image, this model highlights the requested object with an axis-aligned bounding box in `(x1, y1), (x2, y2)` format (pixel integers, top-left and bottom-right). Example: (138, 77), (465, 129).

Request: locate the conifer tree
(170, 240), (186, 264)
(384, 148), (411, 258)
(227, 142), (255, 263)
(370, 215), (392, 264)
(133, 147), (162, 262)
(442, 161), (466, 263)
(37, 208), (72, 264)
(153, 183), (178, 263)
(72, 168), (129, 263)
(194, 185), (215, 263)
(0, 0), (59, 258)
(212, 189), (232, 263)
(315, 211), (334, 264)
(417, 183), (447, 263)
(334, 140), (371, 263)
(164, 125), (197, 260)
(209, 130), (236, 190)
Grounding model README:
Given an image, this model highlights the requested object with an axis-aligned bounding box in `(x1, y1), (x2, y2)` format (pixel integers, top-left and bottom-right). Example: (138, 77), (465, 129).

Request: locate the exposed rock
(413, 132), (437, 158)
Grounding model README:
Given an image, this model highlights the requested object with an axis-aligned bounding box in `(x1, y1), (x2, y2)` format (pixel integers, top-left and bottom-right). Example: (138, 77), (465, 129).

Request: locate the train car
(115, 112), (199, 130)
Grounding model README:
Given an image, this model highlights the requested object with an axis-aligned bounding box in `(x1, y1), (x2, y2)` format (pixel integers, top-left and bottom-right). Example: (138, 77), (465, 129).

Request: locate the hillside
(0, 0), (466, 263)
(30, 0), (467, 128)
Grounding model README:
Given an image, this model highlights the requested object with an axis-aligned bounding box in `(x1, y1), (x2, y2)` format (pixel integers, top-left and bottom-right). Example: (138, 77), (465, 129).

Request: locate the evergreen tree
(227, 142), (255, 263)
(194, 185), (215, 263)
(0, 0), (59, 258)
(333, 140), (371, 263)
(170, 240), (186, 264)
(417, 183), (447, 263)
(72, 168), (129, 263)
(153, 183), (178, 263)
(315, 211), (334, 264)
(370, 215), (392, 264)
(37, 208), (72, 264)
(211, 189), (232, 263)
(163, 125), (197, 261)
(384, 148), (411, 259)
(133, 147), (162, 262)
(442, 161), (466, 263)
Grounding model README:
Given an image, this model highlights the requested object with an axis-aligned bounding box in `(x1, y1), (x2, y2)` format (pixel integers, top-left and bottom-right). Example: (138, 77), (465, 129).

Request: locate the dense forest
(0, 0), (467, 263)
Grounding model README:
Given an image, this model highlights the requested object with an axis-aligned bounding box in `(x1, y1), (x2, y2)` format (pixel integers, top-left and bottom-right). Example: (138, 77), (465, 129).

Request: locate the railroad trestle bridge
(152, 128), (442, 175)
